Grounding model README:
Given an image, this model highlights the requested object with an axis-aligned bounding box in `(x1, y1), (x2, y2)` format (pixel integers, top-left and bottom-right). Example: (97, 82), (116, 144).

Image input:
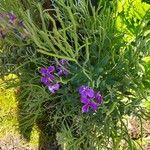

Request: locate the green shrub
(0, 0), (150, 149)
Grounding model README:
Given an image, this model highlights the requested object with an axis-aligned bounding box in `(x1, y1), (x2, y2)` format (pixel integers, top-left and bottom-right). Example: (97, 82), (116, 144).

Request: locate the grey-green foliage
(21, 0), (117, 62)
(0, 0), (150, 149)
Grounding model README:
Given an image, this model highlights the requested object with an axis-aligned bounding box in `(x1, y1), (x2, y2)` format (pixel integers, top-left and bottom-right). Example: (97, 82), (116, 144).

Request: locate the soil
(0, 133), (38, 150)
(128, 116), (150, 150)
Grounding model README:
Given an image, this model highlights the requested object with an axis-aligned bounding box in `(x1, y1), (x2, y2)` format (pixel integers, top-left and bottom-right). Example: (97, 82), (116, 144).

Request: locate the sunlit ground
(0, 75), (39, 149)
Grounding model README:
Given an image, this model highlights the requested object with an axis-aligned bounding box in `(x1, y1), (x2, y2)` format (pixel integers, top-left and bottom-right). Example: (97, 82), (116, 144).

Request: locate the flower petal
(41, 77), (48, 85)
(40, 67), (47, 75)
(89, 102), (98, 111)
(57, 69), (63, 76)
(57, 66), (69, 76)
(47, 66), (55, 73)
(86, 88), (94, 98)
(63, 69), (69, 76)
(48, 85), (55, 93)
(82, 104), (89, 113)
(79, 85), (94, 98)
(95, 92), (103, 104)
(52, 83), (60, 91)
(48, 74), (55, 81)
(8, 13), (16, 23)
(79, 85), (86, 95)
(18, 20), (24, 27)
(81, 97), (89, 104)
(48, 83), (60, 93)
(59, 59), (68, 65)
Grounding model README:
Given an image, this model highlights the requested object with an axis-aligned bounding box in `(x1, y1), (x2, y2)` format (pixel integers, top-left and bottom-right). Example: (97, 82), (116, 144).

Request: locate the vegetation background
(0, 0), (150, 149)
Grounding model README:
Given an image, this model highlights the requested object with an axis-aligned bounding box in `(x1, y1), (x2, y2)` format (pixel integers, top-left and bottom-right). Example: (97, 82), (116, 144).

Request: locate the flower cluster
(40, 61), (103, 113)
(7, 13), (24, 27)
(40, 65), (60, 93)
(40, 59), (69, 93)
(0, 12), (25, 39)
(79, 85), (103, 113)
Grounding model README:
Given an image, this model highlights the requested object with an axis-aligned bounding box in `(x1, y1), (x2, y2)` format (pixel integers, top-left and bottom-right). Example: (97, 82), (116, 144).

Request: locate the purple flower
(40, 66), (55, 86)
(79, 85), (94, 98)
(81, 97), (98, 113)
(59, 59), (68, 65)
(18, 20), (24, 27)
(79, 85), (103, 113)
(8, 13), (16, 23)
(47, 66), (55, 74)
(48, 83), (60, 93)
(41, 75), (54, 85)
(57, 66), (69, 76)
(40, 60), (69, 94)
(40, 66), (55, 76)
(47, 74), (55, 82)
(40, 65), (61, 93)
(41, 76), (48, 85)
(57, 59), (69, 76)
(95, 92), (103, 104)
(40, 67), (48, 76)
